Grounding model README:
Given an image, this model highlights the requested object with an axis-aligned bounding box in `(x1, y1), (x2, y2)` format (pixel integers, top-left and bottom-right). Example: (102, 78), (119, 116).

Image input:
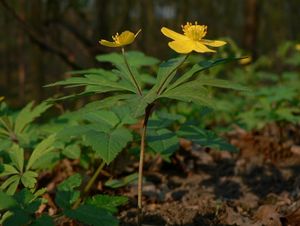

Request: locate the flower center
(112, 33), (120, 44)
(182, 22), (207, 41)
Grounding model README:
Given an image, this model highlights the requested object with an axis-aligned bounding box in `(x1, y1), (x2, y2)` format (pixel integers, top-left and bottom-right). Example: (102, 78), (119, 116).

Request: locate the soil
(42, 123), (300, 226)
(117, 123), (300, 226)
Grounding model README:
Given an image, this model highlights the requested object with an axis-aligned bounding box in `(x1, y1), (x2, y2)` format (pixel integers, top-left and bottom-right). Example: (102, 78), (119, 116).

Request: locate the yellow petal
(161, 27), (189, 41)
(118, 31), (136, 45)
(0, 96), (4, 102)
(194, 42), (215, 53)
(99, 39), (120, 47)
(201, 39), (227, 47)
(168, 40), (194, 54)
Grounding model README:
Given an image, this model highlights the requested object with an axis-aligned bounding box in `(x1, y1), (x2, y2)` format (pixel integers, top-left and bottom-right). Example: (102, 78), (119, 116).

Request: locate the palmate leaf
(160, 82), (214, 108)
(168, 57), (243, 90)
(0, 174), (20, 195)
(105, 173), (138, 189)
(147, 128), (179, 160)
(8, 144), (24, 173)
(20, 171), (38, 189)
(83, 127), (132, 164)
(155, 56), (187, 94)
(86, 195), (128, 213)
(64, 204), (118, 226)
(26, 134), (56, 170)
(0, 164), (18, 177)
(14, 101), (52, 134)
(177, 125), (237, 152)
(96, 51), (159, 68)
(68, 68), (119, 81)
(193, 77), (249, 91)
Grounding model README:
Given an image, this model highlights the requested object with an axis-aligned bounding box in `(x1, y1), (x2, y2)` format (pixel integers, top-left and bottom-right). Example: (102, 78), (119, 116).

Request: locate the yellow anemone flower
(296, 44), (300, 51)
(161, 22), (226, 54)
(0, 96), (4, 102)
(99, 29), (141, 48)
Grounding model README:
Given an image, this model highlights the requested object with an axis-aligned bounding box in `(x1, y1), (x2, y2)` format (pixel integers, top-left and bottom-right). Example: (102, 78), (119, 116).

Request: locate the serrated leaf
(178, 125), (237, 152)
(84, 127), (132, 164)
(1, 175), (20, 195)
(57, 174), (82, 191)
(86, 195), (128, 213)
(14, 101), (51, 134)
(105, 173), (138, 189)
(62, 144), (81, 159)
(0, 164), (18, 177)
(194, 77), (249, 91)
(31, 215), (54, 226)
(169, 57), (241, 90)
(65, 204), (118, 226)
(156, 56), (187, 94)
(147, 129), (179, 159)
(26, 134), (56, 171)
(96, 51), (159, 67)
(8, 144), (24, 173)
(20, 171), (38, 189)
(82, 110), (120, 128)
(0, 191), (17, 210)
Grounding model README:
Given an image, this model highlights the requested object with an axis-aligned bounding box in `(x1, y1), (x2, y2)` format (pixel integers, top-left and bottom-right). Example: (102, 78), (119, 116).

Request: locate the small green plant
(49, 22), (248, 225)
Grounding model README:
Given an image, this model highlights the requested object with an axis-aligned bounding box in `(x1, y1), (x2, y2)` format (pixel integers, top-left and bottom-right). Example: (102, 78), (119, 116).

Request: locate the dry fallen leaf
(254, 205), (281, 226)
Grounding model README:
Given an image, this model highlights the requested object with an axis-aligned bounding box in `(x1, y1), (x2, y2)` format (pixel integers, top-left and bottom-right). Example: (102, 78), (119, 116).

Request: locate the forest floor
(118, 123), (300, 226)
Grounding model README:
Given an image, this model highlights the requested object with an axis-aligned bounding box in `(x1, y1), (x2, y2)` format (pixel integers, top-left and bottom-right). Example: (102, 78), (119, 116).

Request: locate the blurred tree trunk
(243, 0), (260, 59)
(140, 0), (154, 54)
(17, 0), (25, 104)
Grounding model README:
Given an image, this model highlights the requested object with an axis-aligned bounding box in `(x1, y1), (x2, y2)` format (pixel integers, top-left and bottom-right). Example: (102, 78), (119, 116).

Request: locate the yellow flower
(296, 44), (300, 51)
(161, 22), (226, 54)
(0, 96), (4, 102)
(99, 29), (141, 48)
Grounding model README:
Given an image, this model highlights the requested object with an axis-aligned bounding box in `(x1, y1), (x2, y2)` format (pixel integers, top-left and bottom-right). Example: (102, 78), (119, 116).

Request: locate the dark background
(1, 0), (300, 106)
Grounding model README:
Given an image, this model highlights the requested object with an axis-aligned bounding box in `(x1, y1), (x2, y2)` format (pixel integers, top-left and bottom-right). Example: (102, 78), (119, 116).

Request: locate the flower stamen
(182, 22), (207, 41)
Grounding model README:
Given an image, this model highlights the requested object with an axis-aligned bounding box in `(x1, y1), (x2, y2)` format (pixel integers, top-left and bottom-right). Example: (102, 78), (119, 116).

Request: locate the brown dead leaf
(254, 204), (281, 226)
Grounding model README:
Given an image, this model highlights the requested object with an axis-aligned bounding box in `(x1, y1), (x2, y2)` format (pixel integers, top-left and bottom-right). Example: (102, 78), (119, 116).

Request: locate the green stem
(156, 54), (189, 95)
(137, 103), (154, 225)
(72, 160), (106, 209)
(122, 48), (143, 96)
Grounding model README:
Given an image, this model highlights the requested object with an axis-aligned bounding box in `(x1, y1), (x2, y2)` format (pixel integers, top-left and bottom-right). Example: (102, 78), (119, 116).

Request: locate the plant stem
(156, 54), (189, 95)
(122, 48), (143, 96)
(72, 160), (106, 209)
(137, 103), (154, 225)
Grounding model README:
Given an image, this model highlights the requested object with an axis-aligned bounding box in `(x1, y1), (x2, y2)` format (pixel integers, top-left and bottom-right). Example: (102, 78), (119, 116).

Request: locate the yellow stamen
(182, 22), (207, 41)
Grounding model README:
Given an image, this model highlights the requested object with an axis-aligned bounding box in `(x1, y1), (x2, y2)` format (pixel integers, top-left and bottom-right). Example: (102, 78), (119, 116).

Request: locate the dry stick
(137, 103), (154, 226)
(72, 160), (106, 209)
(121, 48), (143, 96)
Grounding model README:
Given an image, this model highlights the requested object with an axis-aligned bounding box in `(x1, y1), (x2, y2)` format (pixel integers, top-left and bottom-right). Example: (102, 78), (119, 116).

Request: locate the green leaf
(0, 175), (20, 195)
(82, 110), (120, 128)
(0, 191), (17, 210)
(31, 215), (54, 226)
(0, 164), (18, 177)
(20, 171), (38, 189)
(96, 51), (159, 67)
(178, 125), (237, 152)
(65, 204), (118, 226)
(105, 173), (138, 189)
(57, 174), (82, 191)
(160, 82), (213, 107)
(194, 77), (250, 91)
(2, 210), (31, 226)
(62, 144), (81, 159)
(55, 190), (80, 209)
(68, 68), (119, 81)
(84, 127), (132, 164)
(147, 129), (179, 160)
(14, 101), (51, 134)
(26, 134), (56, 170)
(169, 57), (241, 90)
(86, 195), (128, 213)
(8, 144), (24, 173)
(156, 56), (187, 94)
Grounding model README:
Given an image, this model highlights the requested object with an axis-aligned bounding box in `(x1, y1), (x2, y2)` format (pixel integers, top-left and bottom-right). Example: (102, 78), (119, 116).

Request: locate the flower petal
(118, 31), (136, 45)
(201, 39), (226, 47)
(99, 40), (120, 47)
(168, 40), (194, 54)
(194, 42), (215, 53)
(161, 27), (189, 41)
